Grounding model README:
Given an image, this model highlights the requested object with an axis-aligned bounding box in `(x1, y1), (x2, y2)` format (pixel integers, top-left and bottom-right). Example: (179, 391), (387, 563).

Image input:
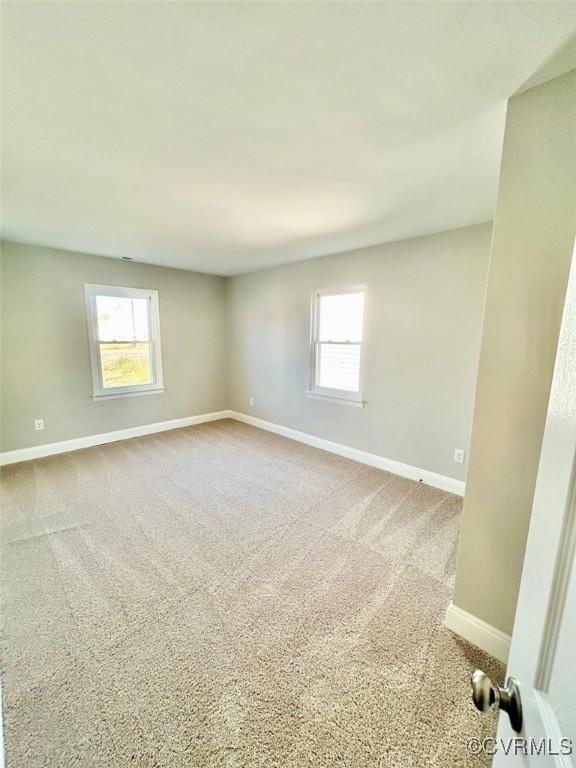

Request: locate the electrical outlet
(454, 448), (465, 464)
(35, 419), (45, 431)
(249, 397), (254, 408)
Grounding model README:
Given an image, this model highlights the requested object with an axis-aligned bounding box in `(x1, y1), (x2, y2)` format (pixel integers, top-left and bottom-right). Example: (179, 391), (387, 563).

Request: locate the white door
(481, 242), (576, 766)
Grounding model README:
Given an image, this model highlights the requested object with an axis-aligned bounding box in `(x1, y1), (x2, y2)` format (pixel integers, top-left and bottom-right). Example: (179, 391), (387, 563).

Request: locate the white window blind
(311, 289), (365, 400)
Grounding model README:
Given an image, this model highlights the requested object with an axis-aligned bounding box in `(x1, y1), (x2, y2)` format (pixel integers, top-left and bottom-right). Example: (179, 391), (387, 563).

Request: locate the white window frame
(84, 283), (164, 400)
(307, 285), (366, 407)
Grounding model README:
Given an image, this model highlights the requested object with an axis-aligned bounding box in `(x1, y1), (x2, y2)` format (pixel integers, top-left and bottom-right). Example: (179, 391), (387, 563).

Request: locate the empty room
(1, 2), (575, 766)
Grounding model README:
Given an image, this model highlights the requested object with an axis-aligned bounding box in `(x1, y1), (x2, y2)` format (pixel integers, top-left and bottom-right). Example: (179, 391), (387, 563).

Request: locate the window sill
(93, 387), (165, 401)
(306, 390), (365, 408)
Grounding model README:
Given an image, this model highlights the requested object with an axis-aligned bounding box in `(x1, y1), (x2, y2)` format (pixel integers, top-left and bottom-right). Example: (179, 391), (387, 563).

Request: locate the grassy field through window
(99, 342), (152, 388)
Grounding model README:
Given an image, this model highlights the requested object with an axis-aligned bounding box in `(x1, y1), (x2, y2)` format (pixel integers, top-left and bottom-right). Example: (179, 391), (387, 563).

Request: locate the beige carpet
(1, 419), (503, 767)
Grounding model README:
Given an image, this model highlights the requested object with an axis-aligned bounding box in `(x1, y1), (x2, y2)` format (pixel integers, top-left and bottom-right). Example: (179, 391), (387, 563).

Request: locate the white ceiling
(2, 2), (576, 276)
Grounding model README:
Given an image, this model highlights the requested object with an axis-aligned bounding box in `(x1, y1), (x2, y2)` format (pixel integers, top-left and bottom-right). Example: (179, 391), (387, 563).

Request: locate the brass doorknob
(471, 670), (523, 732)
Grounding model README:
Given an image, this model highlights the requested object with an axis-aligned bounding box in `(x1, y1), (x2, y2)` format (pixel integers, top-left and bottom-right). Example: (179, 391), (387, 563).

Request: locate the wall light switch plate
(454, 448), (465, 464)
(249, 397), (254, 407)
(35, 419), (45, 431)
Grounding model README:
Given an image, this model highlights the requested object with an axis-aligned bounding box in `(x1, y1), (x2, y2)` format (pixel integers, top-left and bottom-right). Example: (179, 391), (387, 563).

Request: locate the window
(309, 287), (365, 405)
(85, 284), (164, 399)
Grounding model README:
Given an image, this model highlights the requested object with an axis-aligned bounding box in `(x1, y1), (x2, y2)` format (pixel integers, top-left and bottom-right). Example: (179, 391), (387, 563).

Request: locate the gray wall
(226, 223), (491, 481)
(453, 70), (576, 635)
(1, 241), (227, 451)
(2, 228), (490, 480)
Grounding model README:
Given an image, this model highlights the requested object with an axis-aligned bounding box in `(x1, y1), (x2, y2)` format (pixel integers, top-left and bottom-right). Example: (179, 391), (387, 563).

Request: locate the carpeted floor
(0, 418), (503, 767)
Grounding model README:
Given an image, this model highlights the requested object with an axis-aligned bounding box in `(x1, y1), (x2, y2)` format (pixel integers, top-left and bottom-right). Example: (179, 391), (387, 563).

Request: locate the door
(478, 241), (576, 765)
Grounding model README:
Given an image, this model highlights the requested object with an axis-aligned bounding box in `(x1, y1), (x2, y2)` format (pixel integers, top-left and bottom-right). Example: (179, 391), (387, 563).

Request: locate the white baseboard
(1, 409), (466, 498)
(0, 410), (231, 466)
(445, 601), (511, 664)
(228, 410), (465, 496)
